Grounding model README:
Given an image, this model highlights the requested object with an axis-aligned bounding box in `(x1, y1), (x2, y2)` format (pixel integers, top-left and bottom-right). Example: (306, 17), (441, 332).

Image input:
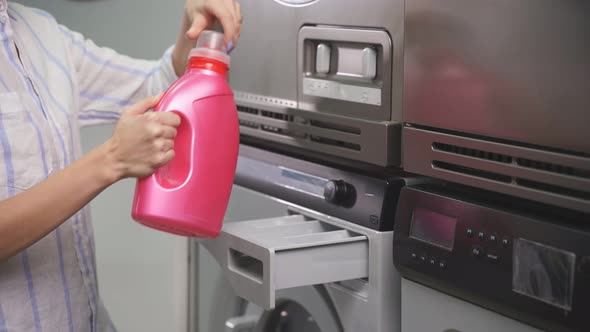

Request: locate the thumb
(186, 14), (210, 40)
(122, 94), (163, 116)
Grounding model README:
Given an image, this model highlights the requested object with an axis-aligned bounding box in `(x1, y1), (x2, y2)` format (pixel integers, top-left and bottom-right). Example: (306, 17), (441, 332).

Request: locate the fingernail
(227, 41), (234, 53)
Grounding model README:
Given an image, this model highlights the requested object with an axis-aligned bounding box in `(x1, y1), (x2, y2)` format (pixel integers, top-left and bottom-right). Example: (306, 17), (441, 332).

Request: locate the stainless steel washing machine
(189, 145), (425, 332)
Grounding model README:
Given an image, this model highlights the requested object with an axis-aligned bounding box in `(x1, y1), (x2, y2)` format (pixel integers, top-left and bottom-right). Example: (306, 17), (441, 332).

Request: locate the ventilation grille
(432, 142), (590, 201)
(433, 143), (512, 163)
(237, 105), (361, 152)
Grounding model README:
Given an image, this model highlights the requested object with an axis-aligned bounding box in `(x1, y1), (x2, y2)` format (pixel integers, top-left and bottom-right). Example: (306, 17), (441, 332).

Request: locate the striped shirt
(0, 2), (178, 331)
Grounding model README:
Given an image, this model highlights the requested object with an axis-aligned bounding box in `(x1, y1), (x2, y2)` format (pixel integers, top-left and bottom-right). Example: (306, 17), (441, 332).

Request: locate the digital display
(512, 239), (576, 311)
(409, 208), (457, 251)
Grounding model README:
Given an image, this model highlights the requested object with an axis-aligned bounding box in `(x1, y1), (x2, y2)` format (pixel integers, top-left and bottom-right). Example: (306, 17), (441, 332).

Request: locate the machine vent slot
(261, 110), (294, 122)
(432, 161), (512, 183)
(309, 120), (361, 135)
(429, 140), (590, 206)
(237, 106), (259, 115)
(516, 158), (590, 180)
(433, 143), (512, 163)
(310, 136), (361, 151)
(237, 105), (362, 152)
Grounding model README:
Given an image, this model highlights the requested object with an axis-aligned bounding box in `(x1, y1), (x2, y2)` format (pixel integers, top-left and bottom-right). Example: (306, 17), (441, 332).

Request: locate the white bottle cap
(188, 30), (230, 67)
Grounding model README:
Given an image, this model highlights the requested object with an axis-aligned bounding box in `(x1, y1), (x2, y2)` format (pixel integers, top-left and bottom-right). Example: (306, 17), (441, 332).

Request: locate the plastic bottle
(131, 31), (239, 238)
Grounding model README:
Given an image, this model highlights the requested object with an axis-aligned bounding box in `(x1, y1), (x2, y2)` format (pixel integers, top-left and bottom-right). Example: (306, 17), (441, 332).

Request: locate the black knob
(323, 180), (355, 206)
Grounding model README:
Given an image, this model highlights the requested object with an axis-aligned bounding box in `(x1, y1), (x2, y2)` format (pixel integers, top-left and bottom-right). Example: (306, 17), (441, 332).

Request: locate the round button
(471, 246), (483, 257)
(502, 237), (511, 247)
(323, 180), (355, 206)
(466, 228), (474, 238)
(429, 258), (436, 265)
(489, 233), (497, 242)
(478, 231), (485, 240)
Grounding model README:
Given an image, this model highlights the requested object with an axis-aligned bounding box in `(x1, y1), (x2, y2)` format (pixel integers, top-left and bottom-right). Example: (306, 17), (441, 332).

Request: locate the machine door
(401, 279), (544, 332)
(222, 286), (342, 332)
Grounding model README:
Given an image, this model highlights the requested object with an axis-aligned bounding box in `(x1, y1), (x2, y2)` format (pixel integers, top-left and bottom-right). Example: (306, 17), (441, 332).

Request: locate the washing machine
(189, 145), (425, 332)
(392, 184), (590, 332)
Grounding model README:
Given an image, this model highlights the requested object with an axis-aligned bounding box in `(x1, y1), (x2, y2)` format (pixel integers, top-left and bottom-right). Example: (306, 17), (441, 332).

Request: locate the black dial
(324, 180), (356, 206)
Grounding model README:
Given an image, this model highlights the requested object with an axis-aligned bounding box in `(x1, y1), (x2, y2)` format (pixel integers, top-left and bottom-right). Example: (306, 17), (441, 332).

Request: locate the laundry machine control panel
(393, 184), (590, 332)
(234, 144), (423, 231)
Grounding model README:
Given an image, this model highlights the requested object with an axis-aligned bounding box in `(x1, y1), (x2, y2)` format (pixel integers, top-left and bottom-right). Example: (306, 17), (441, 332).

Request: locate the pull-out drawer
(200, 213), (368, 309)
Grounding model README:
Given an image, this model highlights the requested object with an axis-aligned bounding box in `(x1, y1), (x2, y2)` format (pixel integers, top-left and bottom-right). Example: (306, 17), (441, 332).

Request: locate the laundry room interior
(7, 0), (589, 331)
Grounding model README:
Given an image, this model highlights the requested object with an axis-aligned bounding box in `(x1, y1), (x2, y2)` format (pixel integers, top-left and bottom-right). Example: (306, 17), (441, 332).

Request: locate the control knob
(324, 180), (356, 207)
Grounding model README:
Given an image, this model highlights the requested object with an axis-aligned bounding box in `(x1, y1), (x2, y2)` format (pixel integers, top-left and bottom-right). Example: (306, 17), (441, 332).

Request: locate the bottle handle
(154, 110), (192, 189)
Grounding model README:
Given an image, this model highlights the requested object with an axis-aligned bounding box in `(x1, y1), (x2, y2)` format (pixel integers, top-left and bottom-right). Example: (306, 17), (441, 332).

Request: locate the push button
(489, 233), (497, 242)
(315, 43), (331, 74)
(478, 231), (485, 240)
(502, 237), (510, 248)
(466, 228), (474, 238)
(429, 257), (436, 265)
(411, 253), (418, 260)
(361, 47), (377, 79)
(439, 260), (447, 269)
(420, 255), (427, 262)
(471, 246), (483, 258)
(487, 253), (499, 263)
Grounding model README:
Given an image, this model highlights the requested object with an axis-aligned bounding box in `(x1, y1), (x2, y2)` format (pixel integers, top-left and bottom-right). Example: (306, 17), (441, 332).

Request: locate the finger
(156, 112), (182, 127)
(156, 150), (176, 167)
(235, 1), (242, 33)
(159, 139), (175, 152)
(123, 94), (163, 116)
(147, 122), (165, 138)
(208, 3), (237, 45)
(232, 1), (242, 48)
(160, 126), (178, 139)
(186, 13), (210, 40)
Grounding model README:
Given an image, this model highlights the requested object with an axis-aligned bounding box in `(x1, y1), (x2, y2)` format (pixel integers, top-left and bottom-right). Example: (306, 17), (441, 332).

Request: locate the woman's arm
(0, 95), (180, 261)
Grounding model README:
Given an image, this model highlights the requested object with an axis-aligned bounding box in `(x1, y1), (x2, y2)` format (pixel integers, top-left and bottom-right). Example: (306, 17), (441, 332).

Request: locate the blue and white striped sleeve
(59, 25), (180, 126)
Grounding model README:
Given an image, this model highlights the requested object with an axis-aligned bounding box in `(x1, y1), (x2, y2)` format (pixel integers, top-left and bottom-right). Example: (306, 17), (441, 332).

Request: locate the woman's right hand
(104, 94), (181, 180)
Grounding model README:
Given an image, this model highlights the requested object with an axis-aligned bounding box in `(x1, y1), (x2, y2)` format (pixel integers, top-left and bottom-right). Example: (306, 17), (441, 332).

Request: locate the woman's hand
(105, 95), (181, 180)
(185, 0), (242, 46)
(172, 0), (242, 76)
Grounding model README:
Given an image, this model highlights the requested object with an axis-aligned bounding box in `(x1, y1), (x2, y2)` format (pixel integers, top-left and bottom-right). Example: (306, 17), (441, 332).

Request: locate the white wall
(16, 1), (188, 331)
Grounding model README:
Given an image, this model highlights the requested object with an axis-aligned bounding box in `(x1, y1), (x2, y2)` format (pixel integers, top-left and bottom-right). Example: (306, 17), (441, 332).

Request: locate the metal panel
(403, 0), (590, 155)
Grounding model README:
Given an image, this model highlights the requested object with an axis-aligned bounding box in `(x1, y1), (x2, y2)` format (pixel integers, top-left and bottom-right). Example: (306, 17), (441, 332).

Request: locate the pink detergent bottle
(131, 31), (239, 238)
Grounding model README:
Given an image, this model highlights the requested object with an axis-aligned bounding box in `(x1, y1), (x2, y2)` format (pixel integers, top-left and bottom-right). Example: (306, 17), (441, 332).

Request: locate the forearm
(0, 143), (120, 261)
